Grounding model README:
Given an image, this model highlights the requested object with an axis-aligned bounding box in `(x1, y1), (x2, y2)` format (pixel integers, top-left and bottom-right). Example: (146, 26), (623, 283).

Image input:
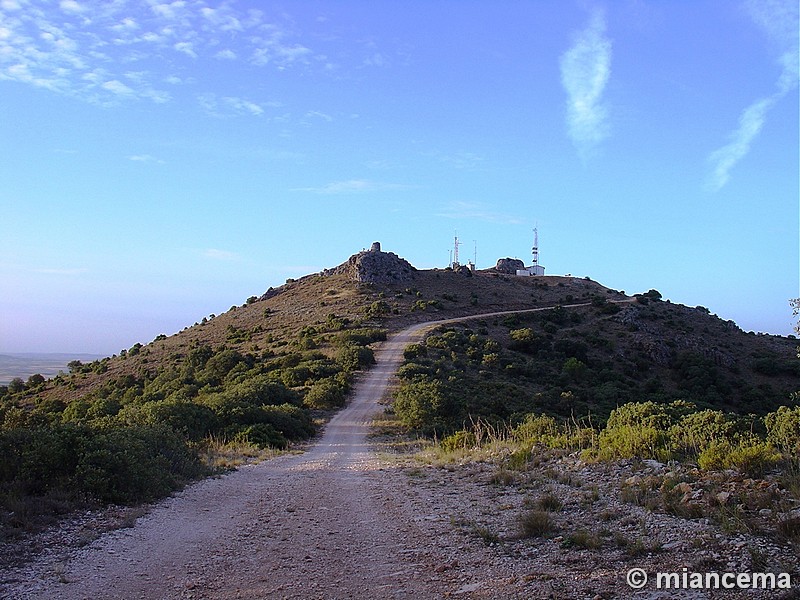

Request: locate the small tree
(27, 373), (46, 388)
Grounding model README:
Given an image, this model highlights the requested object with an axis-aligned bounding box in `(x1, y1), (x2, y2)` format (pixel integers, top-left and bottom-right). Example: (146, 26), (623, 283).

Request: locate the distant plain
(0, 354), (103, 386)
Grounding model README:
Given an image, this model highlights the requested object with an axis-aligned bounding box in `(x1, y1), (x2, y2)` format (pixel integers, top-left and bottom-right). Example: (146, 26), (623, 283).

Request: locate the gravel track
(2, 304), (627, 600)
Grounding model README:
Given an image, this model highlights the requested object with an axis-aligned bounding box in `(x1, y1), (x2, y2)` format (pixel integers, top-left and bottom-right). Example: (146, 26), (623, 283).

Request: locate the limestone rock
(455, 265), (473, 277)
(495, 258), (525, 274)
(327, 244), (416, 284)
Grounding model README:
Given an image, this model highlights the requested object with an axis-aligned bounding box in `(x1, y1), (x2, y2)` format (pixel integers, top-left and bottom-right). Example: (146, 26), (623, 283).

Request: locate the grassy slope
(25, 267), (797, 417)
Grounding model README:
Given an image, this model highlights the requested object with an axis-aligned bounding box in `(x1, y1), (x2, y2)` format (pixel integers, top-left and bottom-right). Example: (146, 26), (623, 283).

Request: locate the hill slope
(0, 245), (797, 540)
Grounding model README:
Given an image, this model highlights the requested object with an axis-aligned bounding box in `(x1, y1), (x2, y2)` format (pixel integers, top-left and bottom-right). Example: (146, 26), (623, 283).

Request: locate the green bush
(698, 439), (781, 477)
(440, 429), (477, 452)
(393, 379), (454, 435)
(596, 401), (694, 461)
(304, 379), (346, 410)
(259, 404), (315, 440)
(337, 345), (375, 372)
(222, 376), (300, 407)
(74, 424), (202, 504)
(508, 328), (537, 353)
(765, 405), (800, 455)
(403, 343), (427, 360)
(0, 423), (203, 506)
(513, 414), (559, 445)
(232, 423), (287, 449)
(134, 400), (218, 441)
(337, 328), (386, 347)
(668, 409), (740, 457)
(598, 423), (667, 461)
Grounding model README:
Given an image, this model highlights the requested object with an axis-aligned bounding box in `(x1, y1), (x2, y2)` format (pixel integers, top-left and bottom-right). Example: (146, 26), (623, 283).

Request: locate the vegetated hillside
(390, 290), (799, 436)
(0, 245), (797, 541)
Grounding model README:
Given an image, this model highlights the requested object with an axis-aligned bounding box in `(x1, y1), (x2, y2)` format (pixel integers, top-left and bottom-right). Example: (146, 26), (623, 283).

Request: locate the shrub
(598, 423), (667, 461)
(698, 439), (781, 476)
(727, 442), (781, 477)
(440, 429), (477, 452)
(337, 345), (375, 372)
(561, 357), (587, 381)
(259, 404), (315, 440)
(74, 425), (202, 504)
(393, 379), (454, 435)
(519, 510), (555, 538)
(669, 409), (740, 457)
(8, 378), (25, 394)
(365, 300), (390, 318)
(26, 374), (46, 389)
(223, 376), (301, 407)
(338, 328), (387, 347)
(232, 423), (286, 449)
(597, 401), (696, 461)
(765, 405), (800, 456)
(201, 349), (246, 384)
(513, 414), (559, 445)
(304, 379), (346, 410)
(537, 492), (563, 512)
(403, 343), (427, 360)
(508, 328), (537, 353)
(135, 400), (218, 441)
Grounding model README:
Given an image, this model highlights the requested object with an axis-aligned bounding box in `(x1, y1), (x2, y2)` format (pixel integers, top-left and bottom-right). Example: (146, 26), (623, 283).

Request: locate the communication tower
(516, 226), (545, 277)
(451, 232), (462, 268)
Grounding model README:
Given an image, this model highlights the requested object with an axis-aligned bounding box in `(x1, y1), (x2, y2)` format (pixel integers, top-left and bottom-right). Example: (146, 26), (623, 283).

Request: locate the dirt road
(3, 304), (601, 600)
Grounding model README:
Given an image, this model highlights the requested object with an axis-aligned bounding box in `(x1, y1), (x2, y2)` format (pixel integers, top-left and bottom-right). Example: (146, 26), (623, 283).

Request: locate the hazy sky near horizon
(1, 0), (798, 354)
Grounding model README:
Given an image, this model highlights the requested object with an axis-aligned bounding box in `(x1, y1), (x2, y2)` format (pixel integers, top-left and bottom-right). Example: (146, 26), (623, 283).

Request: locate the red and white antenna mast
(452, 232), (462, 268)
(532, 227), (539, 268)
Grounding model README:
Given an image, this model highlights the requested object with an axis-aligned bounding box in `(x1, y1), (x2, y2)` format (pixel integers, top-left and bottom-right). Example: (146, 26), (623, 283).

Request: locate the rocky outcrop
(495, 258), (525, 274)
(326, 243), (416, 284)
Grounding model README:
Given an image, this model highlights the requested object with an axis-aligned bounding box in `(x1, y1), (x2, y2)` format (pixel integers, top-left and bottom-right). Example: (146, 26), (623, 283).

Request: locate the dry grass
(198, 438), (282, 471)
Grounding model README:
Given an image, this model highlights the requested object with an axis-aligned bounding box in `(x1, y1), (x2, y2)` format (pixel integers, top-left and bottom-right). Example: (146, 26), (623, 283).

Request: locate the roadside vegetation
(392, 295), (800, 549)
(0, 278), (386, 540)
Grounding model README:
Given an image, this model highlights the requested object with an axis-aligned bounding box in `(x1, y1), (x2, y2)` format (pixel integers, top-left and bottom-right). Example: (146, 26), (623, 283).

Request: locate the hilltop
(18, 243), (796, 417)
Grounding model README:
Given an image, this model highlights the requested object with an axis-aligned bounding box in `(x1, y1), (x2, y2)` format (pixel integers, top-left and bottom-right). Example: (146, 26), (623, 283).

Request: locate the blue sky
(1, 0), (798, 354)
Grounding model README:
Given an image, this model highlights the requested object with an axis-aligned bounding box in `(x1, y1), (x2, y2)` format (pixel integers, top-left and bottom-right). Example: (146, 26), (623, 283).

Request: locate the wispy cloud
(202, 248), (240, 261)
(173, 41), (197, 59)
(707, 97), (776, 191)
(198, 93), (267, 117)
(128, 153), (165, 164)
(292, 179), (413, 194)
(707, 0), (798, 191)
(214, 48), (237, 60)
(439, 151), (484, 171)
(303, 110), (333, 123)
(34, 266), (88, 276)
(0, 1), (320, 106)
(560, 9), (613, 157)
(436, 201), (524, 225)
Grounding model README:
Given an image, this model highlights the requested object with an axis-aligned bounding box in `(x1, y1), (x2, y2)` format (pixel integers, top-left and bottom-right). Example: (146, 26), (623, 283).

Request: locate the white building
(516, 265), (545, 277)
